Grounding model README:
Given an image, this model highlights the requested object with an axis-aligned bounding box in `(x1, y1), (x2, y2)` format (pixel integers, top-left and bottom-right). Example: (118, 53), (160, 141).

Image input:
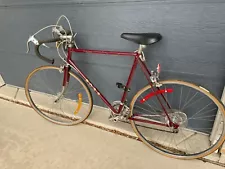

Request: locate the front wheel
(25, 65), (93, 125)
(129, 80), (225, 159)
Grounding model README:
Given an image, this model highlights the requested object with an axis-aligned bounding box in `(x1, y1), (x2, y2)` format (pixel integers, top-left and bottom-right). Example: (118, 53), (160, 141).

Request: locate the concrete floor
(0, 99), (223, 169)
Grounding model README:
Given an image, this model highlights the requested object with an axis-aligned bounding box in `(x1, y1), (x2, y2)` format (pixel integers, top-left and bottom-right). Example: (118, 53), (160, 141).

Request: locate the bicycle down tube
(63, 47), (138, 115)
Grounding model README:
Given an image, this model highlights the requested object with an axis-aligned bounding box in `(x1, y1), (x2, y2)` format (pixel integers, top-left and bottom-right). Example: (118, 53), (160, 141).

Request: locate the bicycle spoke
(189, 117), (216, 121)
(168, 133), (176, 151)
(150, 97), (160, 110)
(188, 102), (213, 119)
(59, 99), (68, 116)
(171, 84), (174, 106)
(191, 107), (217, 119)
(141, 96), (161, 113)
(155, 130), (164, 145)
(180, 129), (193, 154)
(163, 131), (169, 147)
(183, 95), (205, 110)
(172, 134), (180, 152)
(182, 88), (191, 111)
(181, 92), (199, 110)
(40, 71), (56, 94)
(67, 81), (79, 92)
(65, 86), (85, 95)
(164, 85), (171, 108)
(134, 105), (160, 116)
(191, 114), (216, 119)
(179, 86), (183, 110)
(189, 127), (212, 131)
(199, 107), (218, 114)
(32, 77), (54, 94)
(37, 73), (55, 94)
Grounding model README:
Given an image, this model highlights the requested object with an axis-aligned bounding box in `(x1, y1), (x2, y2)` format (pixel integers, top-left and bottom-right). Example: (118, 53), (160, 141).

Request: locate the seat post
(137, 45), (146, 61)
(137, 44), (146, 54)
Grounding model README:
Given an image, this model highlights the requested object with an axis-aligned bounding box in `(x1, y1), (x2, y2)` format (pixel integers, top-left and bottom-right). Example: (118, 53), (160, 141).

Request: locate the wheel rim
(130, 80), (225, 158)
(25, 66), (93, 125)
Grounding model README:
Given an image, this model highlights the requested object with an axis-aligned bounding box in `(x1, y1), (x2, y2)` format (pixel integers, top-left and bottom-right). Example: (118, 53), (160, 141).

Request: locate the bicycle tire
(25, 65), (93, 125)
(129, 80), (225, 159)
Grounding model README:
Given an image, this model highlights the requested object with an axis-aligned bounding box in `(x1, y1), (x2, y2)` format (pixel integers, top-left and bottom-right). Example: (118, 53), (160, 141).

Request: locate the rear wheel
(25, 65), (93, 125)
(130, 80), (225, 159)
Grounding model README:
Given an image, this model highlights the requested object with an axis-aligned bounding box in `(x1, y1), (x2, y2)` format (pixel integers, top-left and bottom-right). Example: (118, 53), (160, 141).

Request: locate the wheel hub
(164, 109), (188, 128)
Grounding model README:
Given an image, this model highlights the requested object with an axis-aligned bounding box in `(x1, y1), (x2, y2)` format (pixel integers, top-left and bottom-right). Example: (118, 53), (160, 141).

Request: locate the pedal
(116, 82), (130, 92)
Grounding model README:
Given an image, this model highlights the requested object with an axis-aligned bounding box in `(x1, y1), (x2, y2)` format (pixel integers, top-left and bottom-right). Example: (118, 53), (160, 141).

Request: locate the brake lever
(26, 35), (38, 53)
(26, 35), (49, 53)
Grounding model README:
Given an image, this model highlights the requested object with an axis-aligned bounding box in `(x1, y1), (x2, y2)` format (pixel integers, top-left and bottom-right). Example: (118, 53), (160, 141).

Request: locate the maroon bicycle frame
(62, 46), (176, 128)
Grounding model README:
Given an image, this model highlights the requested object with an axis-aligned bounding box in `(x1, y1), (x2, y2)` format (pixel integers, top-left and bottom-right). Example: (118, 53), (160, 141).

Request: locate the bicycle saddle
(121, 33), (162, 45)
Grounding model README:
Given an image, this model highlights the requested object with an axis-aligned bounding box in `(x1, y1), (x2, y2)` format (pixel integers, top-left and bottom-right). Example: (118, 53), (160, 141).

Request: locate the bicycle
(25, 15), (225, 160)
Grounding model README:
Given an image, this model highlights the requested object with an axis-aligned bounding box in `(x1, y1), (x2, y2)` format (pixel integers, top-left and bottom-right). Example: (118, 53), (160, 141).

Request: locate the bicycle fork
(54, 65), (71, 103)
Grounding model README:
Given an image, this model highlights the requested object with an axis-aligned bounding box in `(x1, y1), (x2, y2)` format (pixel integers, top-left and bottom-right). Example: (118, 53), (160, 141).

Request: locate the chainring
(108, 101), (130, 122)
